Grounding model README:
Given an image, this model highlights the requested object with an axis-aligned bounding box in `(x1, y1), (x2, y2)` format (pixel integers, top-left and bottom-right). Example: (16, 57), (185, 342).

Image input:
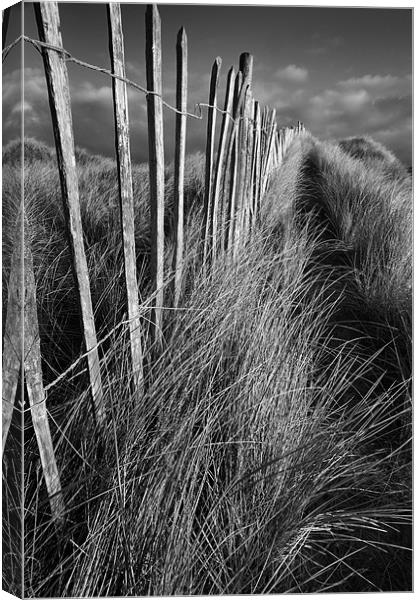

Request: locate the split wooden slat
(145, 4), (165, 349)
(24, 235), (65, 524)
(234, 52), (253, 256)
(2, 8), (20, 455)
(251, 101), (261, 229)
(2, 216), (64, 523)
(172, 26), (188, 307)
(2, 219), (23, 455)
(225, 70), (243, 255)
(107, 3), (143, 391)
(261, 108), (277, 198)
(202, 56), (222, 269)
(210, 65), (235, 262)
(274, 131), (281, 168)
(240, 88), (254, 243)
(34, 2), (105, 426)
(257, 106), (267, 207)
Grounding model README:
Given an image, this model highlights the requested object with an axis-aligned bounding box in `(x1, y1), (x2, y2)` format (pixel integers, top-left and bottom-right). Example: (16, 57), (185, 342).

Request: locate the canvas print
(2, 1), (412, 596)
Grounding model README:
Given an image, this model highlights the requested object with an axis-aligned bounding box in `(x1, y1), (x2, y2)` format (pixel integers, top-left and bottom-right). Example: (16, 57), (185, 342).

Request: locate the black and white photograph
(1, 0), (413, 596)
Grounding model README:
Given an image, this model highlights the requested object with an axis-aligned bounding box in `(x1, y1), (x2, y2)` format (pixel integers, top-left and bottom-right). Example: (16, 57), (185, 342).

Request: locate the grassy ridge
(2, 133), (412, 595)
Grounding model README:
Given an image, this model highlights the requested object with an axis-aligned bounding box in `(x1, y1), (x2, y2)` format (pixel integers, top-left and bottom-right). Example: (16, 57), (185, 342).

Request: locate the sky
(2, 2), (413, 165)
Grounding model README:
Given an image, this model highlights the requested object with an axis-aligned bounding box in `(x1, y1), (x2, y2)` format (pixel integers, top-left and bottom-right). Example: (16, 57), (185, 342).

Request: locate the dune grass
(2, 133), (412, 595)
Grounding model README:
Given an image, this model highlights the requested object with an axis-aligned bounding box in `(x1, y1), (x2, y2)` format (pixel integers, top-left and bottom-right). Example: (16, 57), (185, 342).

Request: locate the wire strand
(3, 34), (305, 135)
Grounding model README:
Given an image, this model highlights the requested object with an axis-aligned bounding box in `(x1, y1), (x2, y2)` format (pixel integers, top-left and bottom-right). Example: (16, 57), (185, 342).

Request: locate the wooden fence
(2, 2), (305, 524)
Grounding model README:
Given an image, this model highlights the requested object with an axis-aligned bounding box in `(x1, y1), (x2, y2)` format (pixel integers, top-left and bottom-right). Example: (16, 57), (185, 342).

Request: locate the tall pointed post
(211, 65), (235, 262)
(225, 70), (243, 255)
(145, 4), (165, 349)
(2, 218), (23, 455)
(251, 100), (261, 228)
(202, 56), (222, 271)
(34, 1), (105, 425)
(107, 3), (143, 391)
(24, 235), (65, 524)
(234, 52), (253, 256)
(172, 27), (188, 307)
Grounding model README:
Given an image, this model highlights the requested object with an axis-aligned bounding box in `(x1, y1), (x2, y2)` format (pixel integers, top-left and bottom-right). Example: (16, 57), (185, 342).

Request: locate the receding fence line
(107, 3), (144, 392)
(172, 26), (188, 307)
(2, 1), (307, 525)
(145, 4), (165, 350)
(34, 1), (106, 426)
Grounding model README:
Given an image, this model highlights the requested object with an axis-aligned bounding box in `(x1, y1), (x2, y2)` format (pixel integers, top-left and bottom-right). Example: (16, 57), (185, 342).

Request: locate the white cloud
(275, 64), (308, 84)
(72, 82), (112, 105)
(337, 74), (411, 99)
(2, 63), (411, 165)
(300, 72), (411, 162)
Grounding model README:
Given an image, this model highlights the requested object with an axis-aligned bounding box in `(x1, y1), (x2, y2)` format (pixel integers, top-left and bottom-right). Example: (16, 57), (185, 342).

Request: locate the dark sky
(2, 2), (412, 164)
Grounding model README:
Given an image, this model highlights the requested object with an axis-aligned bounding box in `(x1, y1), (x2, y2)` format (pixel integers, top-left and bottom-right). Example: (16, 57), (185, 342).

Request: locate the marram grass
(2, 134), (411, 595)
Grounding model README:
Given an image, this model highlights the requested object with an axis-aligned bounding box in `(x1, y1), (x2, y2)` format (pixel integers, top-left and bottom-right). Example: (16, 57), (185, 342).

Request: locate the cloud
(2, 66), (152, 161)
(274, 64), (308, 83)
(252, 68), (411, 164)
(300, 73), (412, 163)
(338, 74), (411, 98)
(2, 63), (411, 166)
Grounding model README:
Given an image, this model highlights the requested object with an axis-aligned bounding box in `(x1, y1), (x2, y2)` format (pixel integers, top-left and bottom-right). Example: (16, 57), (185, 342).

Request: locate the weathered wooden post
(261, 108), (277, 198)
(24, 235), (65, 524)
(251, 100), (261, 228)
(265, 111), (278, 178)
(241, 88), (254, 243)
(225, 70), (243, 254)
(2, 219), (23, 455)
(107, 3), (143, 390)
(233, 52), (253, 256)
(145, 4), (165, 349)
(202, 56), (222, 270)
(172, 27), (188, 307)
(2, 217), (65, 524)
(210, 65), (235, 262)
(34, 1), (105, 426)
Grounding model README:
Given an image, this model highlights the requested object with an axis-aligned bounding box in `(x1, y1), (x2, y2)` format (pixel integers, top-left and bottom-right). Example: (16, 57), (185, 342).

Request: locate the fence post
(233, 52), (253, 257)
(251, 100), (261, 229)
(261, 108), (277, 198)
(274, 130), (280, 167)
(257, 105), (267, 213)
(107, 3), (144, 391)
(172, 27), (187, 307)
(225, 70), (242, 255)
(211, 65), (235, 263)
(241, 88), (254, 243)
(34, 2), (105, 426)
(265, 112), (277, 177)
(2, 219), (23, 455)
(202, 56), (222, 270)
(145, 4), (165, 349)
(23, 235), (65, 525)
